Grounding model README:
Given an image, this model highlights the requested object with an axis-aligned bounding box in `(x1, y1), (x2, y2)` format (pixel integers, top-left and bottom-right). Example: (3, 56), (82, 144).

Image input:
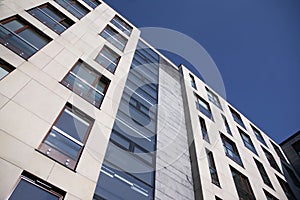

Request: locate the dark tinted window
(61, 60), (110, 108)
(0, 58), (15, 80)
(0, 16), (51, 59)
(100, 25), (127, 51)
(95, 45), (120, 73)
(28, 3), (74, 34)
(83, 0), (101, 9)
(38, 103), (94, 170)
(9, 171), (65, 200)
(111, 15), (132, 36)
(54, 0), (90, 19)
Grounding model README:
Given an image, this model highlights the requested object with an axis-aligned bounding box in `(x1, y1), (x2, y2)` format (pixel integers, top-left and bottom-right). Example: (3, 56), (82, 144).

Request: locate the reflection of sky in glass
(0, 67), (9, 79)
(55, 108), (89, 142)
(9, 179), (59, 200)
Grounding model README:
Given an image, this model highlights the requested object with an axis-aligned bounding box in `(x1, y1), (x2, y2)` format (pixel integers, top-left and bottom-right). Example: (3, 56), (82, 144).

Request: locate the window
(195, 94), (213, 120)
(221, 134), (243, 166)
(200, 117), (209, 142)
(254, 158), (273, 188)
(100, 25), (128, 51)
(292, 140), (300, 157)
(270, 140), (287, 162)
(215, 197), (222, 200)
(251, 125), (267, 146)
(239, 128), (257, 155)
(230, 166), (255, 200)
(95, 45), (120, 73)
(207, 151), (220, 186)
(206, 87), (222, 109)
(38, 103), (94, 170)
(283, 164), (300, 188)
(276, 175), (297, 200)
(263, 189), (279, 200)
(0, 16), (51, 59)
(189, 74), (197, 90)
(82, 0), (101, 9)
(111, 15), (133, 36)
(8, 171), (65, 200)
(221, 114), (232, 135)
(229, 106), (246, 129)
(262, 147), (281, 173)
(0, 58), (15, 80)
(28, 3), (74, 34)
(54, 0), (90, 19)
(61, 60), (110, 108)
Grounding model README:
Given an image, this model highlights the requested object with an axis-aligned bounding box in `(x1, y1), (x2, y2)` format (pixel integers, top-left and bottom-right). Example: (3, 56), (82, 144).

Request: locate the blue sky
(104, 0), (300, 143)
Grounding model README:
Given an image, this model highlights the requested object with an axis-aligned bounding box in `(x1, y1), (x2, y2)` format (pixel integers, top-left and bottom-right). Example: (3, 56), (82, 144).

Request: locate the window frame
(200, 117), (209, 143)
(195, 93), (213, 120)
(262, 147), (281, 173)
(82, 0), (101, 9)
(111, 15), (133, 36)
(61, 59), (110, 109)
(230, 166), (256, 200)
(207, 150), (220, 187)
(38, 103), (94, 170)
(189, 74), (197, 90)
(54, 0), (90, 19)
(8, 171), (65, 200)
(94, 45), (121, 74)
(229, 106), (246, 129)
(251, 124), (267, 146)
(221, 134), (243, 167)
(0, 58), (15, 80)
(27, 3), (74, 34)
(100, 25), (128, 51)
(254, 158), (273, 188)
(206, 87), (222, 109)
(0, 15), (51, 59)
(239, 128), (258, 155)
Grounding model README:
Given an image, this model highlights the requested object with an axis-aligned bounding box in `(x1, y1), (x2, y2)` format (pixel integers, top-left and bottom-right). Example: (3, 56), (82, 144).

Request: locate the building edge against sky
(0, 0), (299, 200)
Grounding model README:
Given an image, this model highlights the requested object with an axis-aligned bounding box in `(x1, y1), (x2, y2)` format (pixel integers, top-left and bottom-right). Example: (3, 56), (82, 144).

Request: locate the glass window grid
(229, 107), (246, 129)
(61, 60), (110, 108)
(8, 171), (65, 200)
(82, 0), (101, 9)
(283, 164), (300, 188)
(262, 147), (281, 173)
(254, 158), (273, 188)
(251, 125), (267, 146)
(54, 0), (90, 19)
(100, 25), (128, 51)
(230, 167), (256, 200)
(27, 3), (74, 34)
(111, 15), (133, 36)
(276, 175), (297, 200)
(189, 74), (197, 90)
(239, 128), (258, 155)
(95, 45), (121, 73)
(0, 16), (51, 59)
(195, 94), (213, 120)
(206, 87), (222, 109)
(207, 151), (220, 187)
(270, 140), (287, 162)
(38, 103), (94, 170)
(221, 114), (232, 135)
(200, 117), (209, 143)
(221, 134), (243, 167)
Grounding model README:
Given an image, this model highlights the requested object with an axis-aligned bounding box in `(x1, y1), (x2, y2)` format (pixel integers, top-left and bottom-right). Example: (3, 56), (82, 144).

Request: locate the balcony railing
(0, 25), (37, 59)
(62, 72), (104, 108)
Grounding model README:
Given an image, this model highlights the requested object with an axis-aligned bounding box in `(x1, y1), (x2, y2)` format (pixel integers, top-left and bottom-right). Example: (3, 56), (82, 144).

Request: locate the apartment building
(0, 0), (299, 200)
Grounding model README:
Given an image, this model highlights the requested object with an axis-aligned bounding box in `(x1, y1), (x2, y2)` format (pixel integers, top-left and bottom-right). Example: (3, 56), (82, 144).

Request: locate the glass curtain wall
(93, 40), (159, 200)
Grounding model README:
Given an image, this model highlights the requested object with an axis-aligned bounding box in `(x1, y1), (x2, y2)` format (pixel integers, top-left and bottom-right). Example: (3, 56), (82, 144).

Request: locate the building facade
(0, 0), (299, 200)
